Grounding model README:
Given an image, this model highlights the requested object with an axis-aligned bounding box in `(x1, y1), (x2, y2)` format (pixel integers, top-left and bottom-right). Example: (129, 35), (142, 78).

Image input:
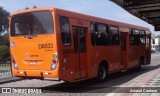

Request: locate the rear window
(11, 11), (54, 36)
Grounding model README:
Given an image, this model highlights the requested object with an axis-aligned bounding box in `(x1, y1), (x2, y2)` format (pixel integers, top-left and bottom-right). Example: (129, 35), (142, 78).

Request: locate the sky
(0, 0), (159, 36)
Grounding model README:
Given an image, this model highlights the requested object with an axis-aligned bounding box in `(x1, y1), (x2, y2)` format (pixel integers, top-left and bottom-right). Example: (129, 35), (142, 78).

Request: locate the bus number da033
(38, 43), (53, 49)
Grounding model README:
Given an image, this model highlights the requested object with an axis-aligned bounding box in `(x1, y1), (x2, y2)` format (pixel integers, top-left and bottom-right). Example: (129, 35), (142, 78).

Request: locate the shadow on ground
(40, 64), (160, 93)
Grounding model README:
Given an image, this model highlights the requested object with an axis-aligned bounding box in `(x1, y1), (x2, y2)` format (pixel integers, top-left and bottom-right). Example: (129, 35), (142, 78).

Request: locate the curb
(0, 77), (23, 84)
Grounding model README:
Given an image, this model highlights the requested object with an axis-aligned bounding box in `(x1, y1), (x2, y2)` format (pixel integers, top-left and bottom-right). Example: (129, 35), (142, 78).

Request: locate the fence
(0, 62), (13, 80)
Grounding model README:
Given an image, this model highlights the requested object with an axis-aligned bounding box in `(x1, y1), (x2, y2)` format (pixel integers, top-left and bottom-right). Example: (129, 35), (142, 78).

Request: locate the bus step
(120, 69), (127, 72)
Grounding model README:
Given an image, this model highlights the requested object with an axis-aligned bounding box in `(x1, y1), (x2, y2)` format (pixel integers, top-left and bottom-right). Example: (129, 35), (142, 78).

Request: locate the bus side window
(95, 23), (109, 46)
(146, 35), (150, 49)
(90, 22), (96, 45)
(140, 30), (146, 45)
(133, 29), (140, 45)
(109, 26), (119, 45)
(130, 29), (140, 45)
(60, 16), (71, 45)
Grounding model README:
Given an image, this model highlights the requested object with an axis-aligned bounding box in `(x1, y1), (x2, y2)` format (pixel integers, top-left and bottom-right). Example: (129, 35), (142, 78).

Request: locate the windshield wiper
(24, 24), (38, 39)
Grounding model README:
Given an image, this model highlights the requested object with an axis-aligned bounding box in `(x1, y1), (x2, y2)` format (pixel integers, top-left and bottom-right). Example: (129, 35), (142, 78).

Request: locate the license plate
(29, 61), (37, 65)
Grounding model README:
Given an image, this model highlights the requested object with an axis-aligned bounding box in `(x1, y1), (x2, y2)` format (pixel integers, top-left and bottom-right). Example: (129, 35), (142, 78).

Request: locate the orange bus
(9, 8), (151, 82)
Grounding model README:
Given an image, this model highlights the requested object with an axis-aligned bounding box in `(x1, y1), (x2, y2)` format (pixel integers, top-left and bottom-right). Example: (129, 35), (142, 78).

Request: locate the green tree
(3, 33), (9, 46)
(0, 7), (10, 35)
(33, 6), (37, 8)
(0, 33), (9, 46)
(25, 7), (29, 9)
(0, 36), (5, 45)
(0, 45), (10, 62)
(0, 7), (10, 62)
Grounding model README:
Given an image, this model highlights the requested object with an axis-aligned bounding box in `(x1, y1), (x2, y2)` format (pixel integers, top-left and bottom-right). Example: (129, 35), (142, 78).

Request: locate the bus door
(72, 27), (87, 79)
(120, 32), (128, 70)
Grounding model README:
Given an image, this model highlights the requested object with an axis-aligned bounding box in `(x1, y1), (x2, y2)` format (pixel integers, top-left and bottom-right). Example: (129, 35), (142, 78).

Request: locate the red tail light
(11, 55), (16, 64)
(11, 55), (18, 69)
(11, 58), (16, 64)
(52, 59), (57, 64)
(51, 52), (58, 70)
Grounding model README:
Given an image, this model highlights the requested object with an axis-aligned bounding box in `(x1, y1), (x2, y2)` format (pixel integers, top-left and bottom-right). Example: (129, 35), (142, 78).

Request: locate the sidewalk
(122, 68), (160, 96)
(106, 68), (160, 96)
(0, 77), (22, 84)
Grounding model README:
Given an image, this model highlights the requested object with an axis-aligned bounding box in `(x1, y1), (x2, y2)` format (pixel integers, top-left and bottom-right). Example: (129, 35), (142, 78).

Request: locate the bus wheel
(97, 65), (107, 82)
(138, 58), (144, 70)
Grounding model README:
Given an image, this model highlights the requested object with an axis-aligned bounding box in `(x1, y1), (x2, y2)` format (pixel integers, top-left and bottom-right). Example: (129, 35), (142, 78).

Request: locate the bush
(0, 33), (9, 46)
(0, 45), (10, 62)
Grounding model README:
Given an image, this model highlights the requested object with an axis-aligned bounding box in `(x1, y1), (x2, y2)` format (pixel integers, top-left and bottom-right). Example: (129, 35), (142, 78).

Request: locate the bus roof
(11, 7), (151, 32)
(10, 8), (53, 16)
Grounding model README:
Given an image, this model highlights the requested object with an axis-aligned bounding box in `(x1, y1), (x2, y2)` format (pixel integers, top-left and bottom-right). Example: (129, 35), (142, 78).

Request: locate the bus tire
(138, 57), (144, 70)
(97, 63), (108, 82)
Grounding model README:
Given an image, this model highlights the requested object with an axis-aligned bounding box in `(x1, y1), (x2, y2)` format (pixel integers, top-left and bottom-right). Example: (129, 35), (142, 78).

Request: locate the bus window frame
(94, 22), (110, 46)
(59, 16), (72, 46)
(139, 30), (146, 45)
(10, 11), (54, 37)
(109, 25), (120, 45)
(130, 29), (140, 45)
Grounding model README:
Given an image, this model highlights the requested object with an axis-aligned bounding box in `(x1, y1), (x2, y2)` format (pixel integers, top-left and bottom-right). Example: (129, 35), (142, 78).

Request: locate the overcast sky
(0, 0), (159, 36)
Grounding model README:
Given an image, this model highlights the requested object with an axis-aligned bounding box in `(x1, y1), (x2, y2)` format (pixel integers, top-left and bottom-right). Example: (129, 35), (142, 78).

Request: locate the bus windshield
(10, 11), (54, 36)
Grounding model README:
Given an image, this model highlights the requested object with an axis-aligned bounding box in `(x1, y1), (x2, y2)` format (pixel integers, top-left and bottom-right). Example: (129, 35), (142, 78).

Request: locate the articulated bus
(9, 8), (151, 82)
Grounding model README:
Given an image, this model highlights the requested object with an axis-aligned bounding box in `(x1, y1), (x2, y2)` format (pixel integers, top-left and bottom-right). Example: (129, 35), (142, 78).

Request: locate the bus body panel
(10, 35), (56, 70)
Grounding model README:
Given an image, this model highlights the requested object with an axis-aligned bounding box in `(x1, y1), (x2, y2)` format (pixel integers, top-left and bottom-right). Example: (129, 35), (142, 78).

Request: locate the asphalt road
(0, 52), (160, 96)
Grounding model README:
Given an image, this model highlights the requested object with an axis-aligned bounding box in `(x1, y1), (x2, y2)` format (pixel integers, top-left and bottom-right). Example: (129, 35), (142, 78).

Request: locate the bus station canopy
(110, 0), (160, 31)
